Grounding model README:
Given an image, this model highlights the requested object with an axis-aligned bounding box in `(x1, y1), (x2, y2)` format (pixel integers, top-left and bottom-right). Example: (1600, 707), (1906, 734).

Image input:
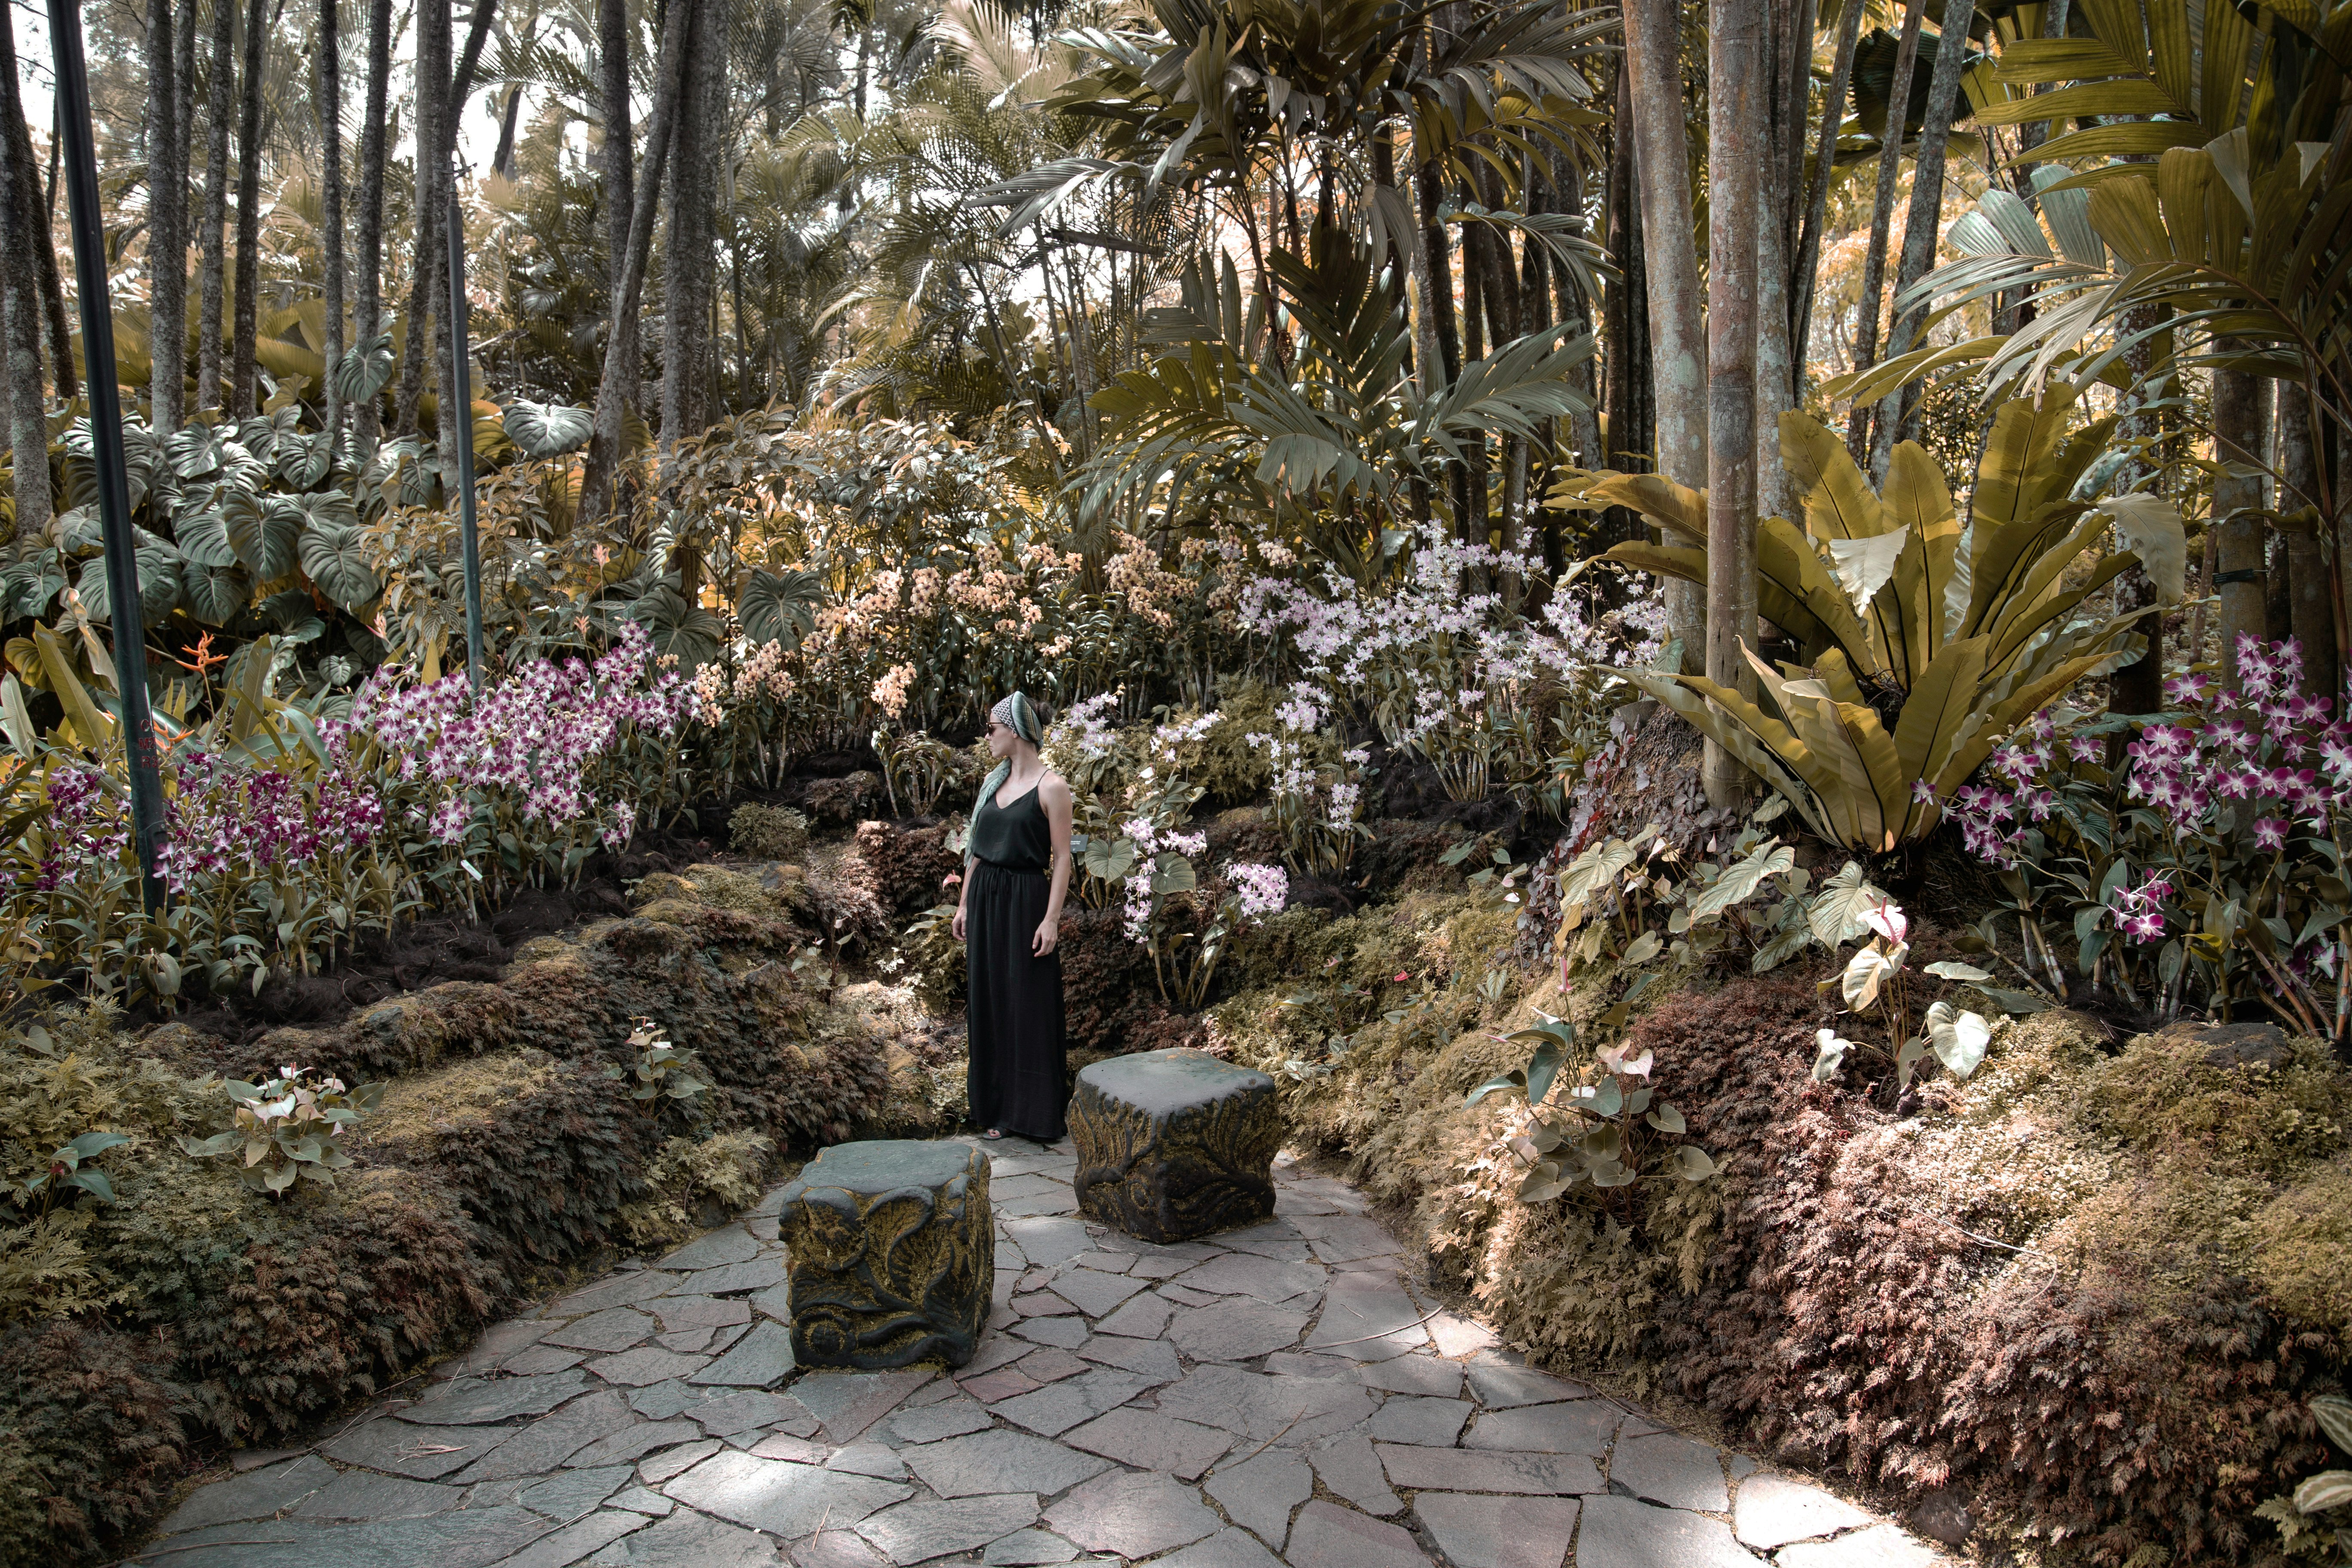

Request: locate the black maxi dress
(965, 781), (1068, 1140)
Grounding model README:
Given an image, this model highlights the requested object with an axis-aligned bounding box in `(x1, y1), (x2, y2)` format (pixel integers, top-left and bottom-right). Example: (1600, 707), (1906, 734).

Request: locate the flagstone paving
(136, 1143), (1947, 1568)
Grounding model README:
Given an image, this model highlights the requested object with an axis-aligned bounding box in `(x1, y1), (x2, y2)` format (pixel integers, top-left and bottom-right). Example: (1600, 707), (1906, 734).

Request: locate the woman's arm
(1035, 775), (1075, 956)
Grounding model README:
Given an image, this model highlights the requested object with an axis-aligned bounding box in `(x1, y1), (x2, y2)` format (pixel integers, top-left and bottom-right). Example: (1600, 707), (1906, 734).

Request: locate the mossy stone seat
(1070, 1048), (1282, 1243)
(775, 1139), (993, 1370)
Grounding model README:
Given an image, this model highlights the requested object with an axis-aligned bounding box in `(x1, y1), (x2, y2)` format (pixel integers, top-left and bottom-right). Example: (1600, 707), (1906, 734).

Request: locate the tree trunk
(0, 2), (49, 546)
(1621, 0), (1706, 667)
(1601, 80), (1656, 548)
(1845, 0), (1923, 464)
(1753, 0), (1807, 524)
(493, 86), (523, 177)
(582, 0), (691, 527)
(2107, 302), (2167, 717)
(662, 0), (719, 454)
(1792, 0), (1863, 383)
(319, 0), (346, 453)
(147, 0), (187, 433)
(1871, 0), (1978, 478)
(197, 0), (235, 412)
(352, 0), (392, 455)
(2279, 386), (2338, 698)
(1706, 0), (1764, 805)
(397, 0), (451, 437)
(2215, 361), (2271, 689)
(230, 0), (267, 417)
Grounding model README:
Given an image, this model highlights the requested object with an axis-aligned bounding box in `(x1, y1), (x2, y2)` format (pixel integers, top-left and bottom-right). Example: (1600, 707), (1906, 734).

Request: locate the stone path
(137, 1143), (1945, 1568)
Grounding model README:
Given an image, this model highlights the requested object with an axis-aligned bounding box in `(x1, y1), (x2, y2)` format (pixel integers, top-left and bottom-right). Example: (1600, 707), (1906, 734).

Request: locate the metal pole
(49, 0), (168, 913)
(444, 184), (486, 698)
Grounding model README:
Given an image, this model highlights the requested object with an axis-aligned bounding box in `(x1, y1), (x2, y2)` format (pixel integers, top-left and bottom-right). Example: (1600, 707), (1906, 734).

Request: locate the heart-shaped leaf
(502, 399), (594, 458)
(738, 566), (825, 646)
(1671, 1145), (1716, 1180)
(1924, 960), (1995, 982)
(1925, 1000), (1993, 1079)
(180, 560), (251, 625)
(224, 491), (302, 580)
(1813, 1028), (1854, 1082)
(335, 332), (394, 402)
(299, 519), (383, 611)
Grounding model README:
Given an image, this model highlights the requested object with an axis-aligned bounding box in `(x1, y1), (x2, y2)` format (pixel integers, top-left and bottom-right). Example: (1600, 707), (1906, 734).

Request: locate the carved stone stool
(1070, 1048), (1282, 1243)
(775, 1139), (993, 1370)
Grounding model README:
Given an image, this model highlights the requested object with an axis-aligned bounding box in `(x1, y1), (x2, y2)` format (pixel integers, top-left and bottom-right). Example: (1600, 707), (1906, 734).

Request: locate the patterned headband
(990, 692), (1043, 745)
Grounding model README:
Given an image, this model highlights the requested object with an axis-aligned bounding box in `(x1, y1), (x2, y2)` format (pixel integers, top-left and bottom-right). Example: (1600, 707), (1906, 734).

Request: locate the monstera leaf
(737, 567), (824, 646)
(502, 400), (593, 458)
(626, 584), (724, 671)
(299, 519), (382, 611)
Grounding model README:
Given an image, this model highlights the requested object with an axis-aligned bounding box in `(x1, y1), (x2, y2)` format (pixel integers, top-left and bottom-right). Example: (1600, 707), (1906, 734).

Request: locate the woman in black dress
(953, 692), (1074, 1141)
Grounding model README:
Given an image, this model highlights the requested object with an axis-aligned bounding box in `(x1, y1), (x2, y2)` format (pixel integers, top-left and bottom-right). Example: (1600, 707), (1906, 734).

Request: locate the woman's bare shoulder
(1039, 772), (1075, 807)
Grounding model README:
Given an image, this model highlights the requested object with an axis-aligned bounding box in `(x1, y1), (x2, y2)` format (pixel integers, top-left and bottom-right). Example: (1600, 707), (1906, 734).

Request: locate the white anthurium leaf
(1813, 1028), (1854, 1082)
(1670, 1145), (1715, 1181)
(1842, 943), (1906, 1012)
(1808, 862), (1893, 948)
(1896, 1034), (1930, 1090)
(2098, 493), (2187, 603)
(1924, 960), (1995, 982)
(1821, 525), (1911, 616)
(1622, 930), (1663, 965)
(1924, 999), (1994, 1079)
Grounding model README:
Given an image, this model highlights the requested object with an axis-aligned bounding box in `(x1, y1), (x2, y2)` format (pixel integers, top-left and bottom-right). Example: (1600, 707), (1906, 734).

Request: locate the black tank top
(971, 778), (1052, 871)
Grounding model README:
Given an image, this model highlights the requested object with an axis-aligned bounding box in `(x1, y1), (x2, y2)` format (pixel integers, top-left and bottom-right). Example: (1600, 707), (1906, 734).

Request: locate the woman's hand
(1032, 916), (1059, 956)
(952, 904), (967, 943)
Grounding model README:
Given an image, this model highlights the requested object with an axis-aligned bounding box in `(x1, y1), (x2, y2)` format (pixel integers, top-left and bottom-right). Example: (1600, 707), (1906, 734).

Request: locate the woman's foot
(983, 1128), (1004, 1140)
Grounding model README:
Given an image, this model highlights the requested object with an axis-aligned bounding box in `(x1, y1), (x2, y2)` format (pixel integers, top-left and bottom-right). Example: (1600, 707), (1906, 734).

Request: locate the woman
(953, 692), (1073, 1142)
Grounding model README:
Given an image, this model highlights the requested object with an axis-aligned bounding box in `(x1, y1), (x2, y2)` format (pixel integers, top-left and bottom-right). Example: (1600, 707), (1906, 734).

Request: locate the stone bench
(775, 1139), (993, 1370)
(1070, 1048), (1282, 1243)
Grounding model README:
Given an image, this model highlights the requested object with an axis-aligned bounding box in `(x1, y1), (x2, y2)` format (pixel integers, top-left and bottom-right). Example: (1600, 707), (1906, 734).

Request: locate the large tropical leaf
(626, 584), (726, 672)
(738, 567), (825, 646)
(502, 400), (594, 459)
(299, 520), (383, 612)
(222, 491), (303, 581)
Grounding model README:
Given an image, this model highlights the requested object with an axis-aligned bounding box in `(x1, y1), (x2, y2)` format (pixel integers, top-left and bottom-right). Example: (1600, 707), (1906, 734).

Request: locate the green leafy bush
(730, 801), (811, 861)
(181, 1066), (384, 1193)
(616, 1131), (776, 1250)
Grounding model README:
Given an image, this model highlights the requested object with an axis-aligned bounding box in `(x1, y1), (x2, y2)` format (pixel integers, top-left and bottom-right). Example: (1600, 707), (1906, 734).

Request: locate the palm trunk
(396, 0), (451, 437)
(28, 103), (70, 404)
(147, 0), (187, 433)
(493, 86), (523, 177)
(318, 0), (346, 452)
(1791, 0), (1865, 384)
(352, 0), (392, 455)
(196, 0), (234, 412)
(0, 2), (49, 546)
(1601, 74), (1656, 549)
(1871, 0), (1978, 478)
(1844, 0), (1923, 464)
(2215, 359), (2270, 689)
(662, 0), (726, 459)
(230, 0), (267, 417)
(2279, 386), (2338, 699)
(583, 0), (690, 527)
(1753, 0), (1808, 524)
(1621, 0), (1706, 667)
(2107, 302), (2168, 717)
(1707, 0), (1764, 805)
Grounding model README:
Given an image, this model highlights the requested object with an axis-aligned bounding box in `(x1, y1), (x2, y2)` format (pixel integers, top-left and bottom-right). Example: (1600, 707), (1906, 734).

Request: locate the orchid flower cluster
(1236, 527), (1662, 810)
(1940, 636), (2352, 1037)
(347, 620), (690, 861)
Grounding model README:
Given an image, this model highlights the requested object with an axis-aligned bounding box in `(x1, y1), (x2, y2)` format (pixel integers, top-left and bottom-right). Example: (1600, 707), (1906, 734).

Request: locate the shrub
(0, 1321), (182, 1568)
(856, 819), (964, 915)
(616, 1130), (776, 1250)
(730, 802), (811, 861)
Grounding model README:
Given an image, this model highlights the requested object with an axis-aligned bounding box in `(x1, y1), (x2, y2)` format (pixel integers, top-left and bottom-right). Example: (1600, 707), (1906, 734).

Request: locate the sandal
(982, 1128), (1005, 1140)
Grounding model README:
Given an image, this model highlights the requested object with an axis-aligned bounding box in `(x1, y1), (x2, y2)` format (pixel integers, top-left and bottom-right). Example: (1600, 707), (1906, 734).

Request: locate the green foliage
(1467, 1018), (1715, 1206)
(1572, 395), (2184, 851)
(873, 729), (961, 818)
(730, 802), (812, 861)
(616, 1131), (777, 1251)
(180, 1066), (385, 1194)
(604, 1020), (712, 1119)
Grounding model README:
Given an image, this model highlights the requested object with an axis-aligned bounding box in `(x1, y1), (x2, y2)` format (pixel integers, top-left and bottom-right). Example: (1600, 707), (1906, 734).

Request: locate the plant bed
(1236, 930), (2352, 1565)
(0, 858), (945, 1568)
